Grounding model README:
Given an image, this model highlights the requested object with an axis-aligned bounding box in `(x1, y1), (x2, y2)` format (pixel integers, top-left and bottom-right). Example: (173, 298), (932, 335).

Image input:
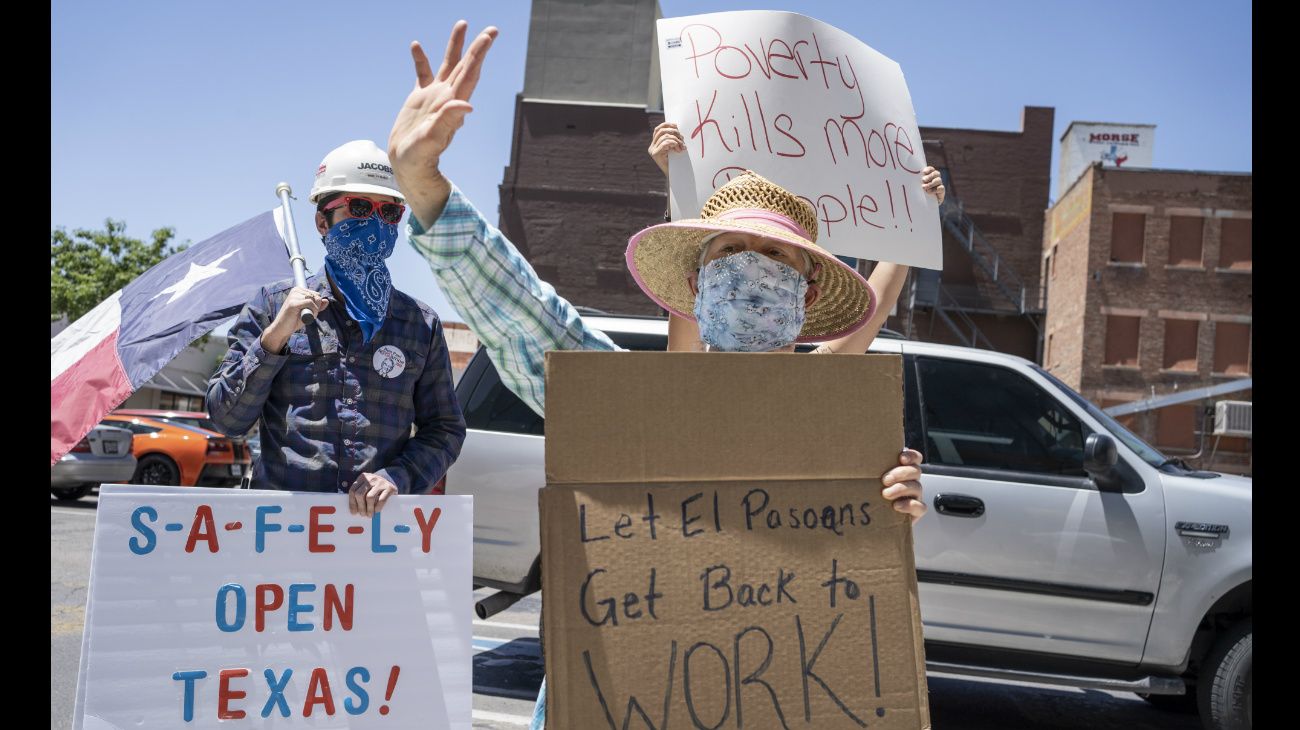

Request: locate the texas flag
(51, 210), (294, 464)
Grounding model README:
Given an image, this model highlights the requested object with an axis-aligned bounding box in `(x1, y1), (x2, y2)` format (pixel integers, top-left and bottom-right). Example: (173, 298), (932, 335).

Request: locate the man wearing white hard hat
(207, 140), (466, 517)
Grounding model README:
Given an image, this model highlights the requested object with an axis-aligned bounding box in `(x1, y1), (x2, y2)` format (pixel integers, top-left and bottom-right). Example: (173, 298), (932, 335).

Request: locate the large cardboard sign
(658, 11), (942, 270)
(73, 486), (473, 729)
(541, 352), (929, 729)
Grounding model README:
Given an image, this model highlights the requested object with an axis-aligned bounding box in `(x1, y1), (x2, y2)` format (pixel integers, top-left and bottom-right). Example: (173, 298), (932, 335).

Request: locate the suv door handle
(934, 493), (985, 518)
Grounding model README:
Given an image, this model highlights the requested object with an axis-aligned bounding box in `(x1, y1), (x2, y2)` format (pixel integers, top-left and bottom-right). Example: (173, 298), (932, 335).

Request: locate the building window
(158, 391), (204, 412)
(1162, 320), (1199, 371)
(1168, 216), (1204, 267)
(1213, 322), (1251, 375)
(1219, 218), (1252, 270)
(1046, 333), (1054, 367)
(917, 357), (1087, 476)
(1049, 246), (1058, 279)
(1156, 404), (1200, 451)
(1104, 316), (1140, 366)
(1110, 213), (1145, 263)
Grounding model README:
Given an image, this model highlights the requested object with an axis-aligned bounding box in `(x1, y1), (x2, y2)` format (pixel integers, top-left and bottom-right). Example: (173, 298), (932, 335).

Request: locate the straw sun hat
(625, 170), (876, 342)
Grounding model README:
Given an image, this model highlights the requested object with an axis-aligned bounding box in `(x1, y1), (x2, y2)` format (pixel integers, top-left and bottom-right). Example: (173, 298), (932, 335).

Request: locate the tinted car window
(917, 357), (1087, 475)
(463, 369), (546, 435)
(461, 329), (668, 435)
(902, 356), (923, 449)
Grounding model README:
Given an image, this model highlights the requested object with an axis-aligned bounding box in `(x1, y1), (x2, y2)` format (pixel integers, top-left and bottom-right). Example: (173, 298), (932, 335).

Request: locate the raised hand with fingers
(648, 121), (686, 177)
(389, 20), (499, 227)
(921, 166), (945, 204)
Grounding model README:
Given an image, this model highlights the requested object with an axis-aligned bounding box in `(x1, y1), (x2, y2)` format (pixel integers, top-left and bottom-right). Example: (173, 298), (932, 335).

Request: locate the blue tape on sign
(172, 670), (208, 721)
(129, 506), (158, 555)
(287, 584), (317, 631)
(371, 513), (397, 553)
(344, 667), (371, 715)
(393, 524), (411, 534)
(215, 583), (247, 632)
(256, 506), (283, 553)
(262, 669), (293, 718)
(287, 524), (305, 533)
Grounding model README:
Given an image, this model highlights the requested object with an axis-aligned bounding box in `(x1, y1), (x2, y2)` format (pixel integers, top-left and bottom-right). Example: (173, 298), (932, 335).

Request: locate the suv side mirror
(1083, 433), (1121, 489)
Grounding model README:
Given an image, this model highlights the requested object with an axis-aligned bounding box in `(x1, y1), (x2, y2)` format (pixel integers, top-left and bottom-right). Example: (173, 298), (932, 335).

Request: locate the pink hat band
(713, 208), (813, 241)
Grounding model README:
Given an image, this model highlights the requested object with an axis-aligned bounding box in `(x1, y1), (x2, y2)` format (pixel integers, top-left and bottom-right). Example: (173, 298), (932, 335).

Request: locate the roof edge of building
(521, 97), (650, 110)
(1097, 165), (1253, 178)
(1059, 121), (1158, 141)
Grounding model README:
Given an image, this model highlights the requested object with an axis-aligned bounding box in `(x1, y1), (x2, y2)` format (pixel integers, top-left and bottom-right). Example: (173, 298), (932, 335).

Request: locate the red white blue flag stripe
(51, 210), (292, 464)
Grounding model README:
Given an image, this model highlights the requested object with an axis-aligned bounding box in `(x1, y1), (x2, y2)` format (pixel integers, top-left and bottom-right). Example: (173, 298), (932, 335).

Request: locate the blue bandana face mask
(692, 250), (808, 352)
(322, 215), (399, 344)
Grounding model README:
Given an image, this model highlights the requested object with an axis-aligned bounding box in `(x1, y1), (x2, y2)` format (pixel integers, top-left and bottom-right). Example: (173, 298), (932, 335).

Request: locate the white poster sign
(658, 11), (942, 269)
(73, 485), (473, 729)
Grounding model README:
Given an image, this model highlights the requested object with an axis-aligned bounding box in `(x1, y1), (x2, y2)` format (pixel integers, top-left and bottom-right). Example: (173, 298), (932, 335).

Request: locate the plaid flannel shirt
(206, 271), (466, 493)
(407, 184), (620, 418)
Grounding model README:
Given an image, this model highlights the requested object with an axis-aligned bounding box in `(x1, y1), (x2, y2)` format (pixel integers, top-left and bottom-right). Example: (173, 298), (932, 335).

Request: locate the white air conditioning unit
(1213, 401), (1252, 438)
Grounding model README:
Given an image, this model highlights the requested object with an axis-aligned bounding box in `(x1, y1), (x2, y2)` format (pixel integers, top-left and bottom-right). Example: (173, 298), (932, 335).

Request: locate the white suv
(450, 314), (1251, 730)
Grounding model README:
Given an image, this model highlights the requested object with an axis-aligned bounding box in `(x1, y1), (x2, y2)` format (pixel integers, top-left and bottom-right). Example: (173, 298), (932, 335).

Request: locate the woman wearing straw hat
(390, 21), (938, 729)
(647, 121), (944, 355)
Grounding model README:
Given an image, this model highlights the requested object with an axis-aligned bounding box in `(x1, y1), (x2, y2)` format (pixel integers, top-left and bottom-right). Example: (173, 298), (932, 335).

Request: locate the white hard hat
(308, 140), (405, 204)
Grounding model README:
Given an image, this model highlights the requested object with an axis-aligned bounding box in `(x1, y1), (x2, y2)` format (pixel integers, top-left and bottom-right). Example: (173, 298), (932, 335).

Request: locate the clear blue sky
(52, 0), (1251, 324)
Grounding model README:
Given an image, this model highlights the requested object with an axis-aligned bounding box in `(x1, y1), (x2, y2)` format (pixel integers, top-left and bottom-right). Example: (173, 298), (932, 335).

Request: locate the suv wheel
(1199, 618), (1251, 730)
(134, 455), (181, 485)
(51, 485), (92, 501)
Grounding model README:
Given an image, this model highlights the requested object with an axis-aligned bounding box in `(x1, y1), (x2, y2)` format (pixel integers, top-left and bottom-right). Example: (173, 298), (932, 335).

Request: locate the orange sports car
(102, 409), (253, 487)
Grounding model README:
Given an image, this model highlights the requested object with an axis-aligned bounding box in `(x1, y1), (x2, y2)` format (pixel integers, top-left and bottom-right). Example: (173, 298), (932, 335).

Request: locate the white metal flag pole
(274, 182), (316, 325)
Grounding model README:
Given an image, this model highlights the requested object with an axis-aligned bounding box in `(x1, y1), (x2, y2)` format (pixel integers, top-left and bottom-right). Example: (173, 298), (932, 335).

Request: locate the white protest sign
(73, 485), (472, 729)
(658, 11), (942, 269)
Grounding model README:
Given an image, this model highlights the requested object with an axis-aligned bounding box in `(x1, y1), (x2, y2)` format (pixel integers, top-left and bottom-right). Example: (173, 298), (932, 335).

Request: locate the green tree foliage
(51, 219), (186, 322)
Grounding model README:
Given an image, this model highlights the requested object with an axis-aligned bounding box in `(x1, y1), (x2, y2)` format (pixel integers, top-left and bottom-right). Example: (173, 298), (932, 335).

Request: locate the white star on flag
(149, 250), (240, 305)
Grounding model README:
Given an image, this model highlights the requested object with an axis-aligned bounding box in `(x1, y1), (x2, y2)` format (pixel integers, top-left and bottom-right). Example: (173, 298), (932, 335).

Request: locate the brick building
(886, 108), (1056, 361)
(443, 321), (480, 381)
(1042, 163), (1252, 474)
(498, 0), (667, 315)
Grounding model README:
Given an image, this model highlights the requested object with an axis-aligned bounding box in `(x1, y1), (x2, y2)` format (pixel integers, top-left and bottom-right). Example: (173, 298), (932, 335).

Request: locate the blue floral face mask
(322, 215), (399, 344)
(692, 250), (808, 352)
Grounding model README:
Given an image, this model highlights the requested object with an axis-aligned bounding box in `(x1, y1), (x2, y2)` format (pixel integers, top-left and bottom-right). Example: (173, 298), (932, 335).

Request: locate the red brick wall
(498, 98), (668, 315)
(917, 106), (1055, 311)
(1045, 165), (1253, 475)
(1075, 167), (1253, 395)
(902, 310), (1038, 361)
(1041, 165), (1094, 388)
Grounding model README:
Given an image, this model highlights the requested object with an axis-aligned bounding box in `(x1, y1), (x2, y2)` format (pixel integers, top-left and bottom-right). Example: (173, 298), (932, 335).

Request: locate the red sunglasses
(323, 195), (406, 224)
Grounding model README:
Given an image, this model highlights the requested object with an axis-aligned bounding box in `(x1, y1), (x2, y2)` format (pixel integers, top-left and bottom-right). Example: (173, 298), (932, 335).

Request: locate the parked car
(239, 433), (261, 489)
(452, 314), (1251, 730)
(102, 410), (252, 486)
(113, 409), (238, 442)
(51, 424), (137, 501)
(245, 432), (262, 462)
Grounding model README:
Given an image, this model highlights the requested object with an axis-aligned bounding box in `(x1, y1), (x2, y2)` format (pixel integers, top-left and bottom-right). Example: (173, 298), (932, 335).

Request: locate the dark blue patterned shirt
(207, 271), (465, 493)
